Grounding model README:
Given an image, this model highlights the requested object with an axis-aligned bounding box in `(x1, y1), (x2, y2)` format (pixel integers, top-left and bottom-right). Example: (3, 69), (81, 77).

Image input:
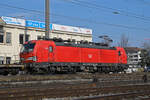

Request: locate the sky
(0, 0), (150, 47)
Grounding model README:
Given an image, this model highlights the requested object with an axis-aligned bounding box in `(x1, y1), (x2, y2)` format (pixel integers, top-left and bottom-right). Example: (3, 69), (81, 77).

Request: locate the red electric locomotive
(20, 39), (128, 74)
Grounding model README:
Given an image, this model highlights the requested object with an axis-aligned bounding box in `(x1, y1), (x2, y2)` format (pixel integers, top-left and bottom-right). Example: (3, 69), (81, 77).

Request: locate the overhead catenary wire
(60, 0), (150, 22)
(52, 13), (150, 32)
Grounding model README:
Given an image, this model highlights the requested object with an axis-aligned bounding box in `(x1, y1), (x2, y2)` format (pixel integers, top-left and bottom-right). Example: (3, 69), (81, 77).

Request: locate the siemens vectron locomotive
(20, 39), (128, 74)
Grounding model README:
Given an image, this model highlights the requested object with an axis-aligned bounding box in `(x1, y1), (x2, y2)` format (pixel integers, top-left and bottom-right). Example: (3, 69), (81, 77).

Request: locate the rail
(0, 84), (150, 100)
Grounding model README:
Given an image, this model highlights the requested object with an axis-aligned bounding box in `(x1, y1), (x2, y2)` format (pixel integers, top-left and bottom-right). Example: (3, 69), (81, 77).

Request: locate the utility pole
(45, 0), (50, 39)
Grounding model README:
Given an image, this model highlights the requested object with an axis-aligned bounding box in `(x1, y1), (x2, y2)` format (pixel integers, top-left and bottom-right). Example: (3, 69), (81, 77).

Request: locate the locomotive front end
(20, 41), (37, 63)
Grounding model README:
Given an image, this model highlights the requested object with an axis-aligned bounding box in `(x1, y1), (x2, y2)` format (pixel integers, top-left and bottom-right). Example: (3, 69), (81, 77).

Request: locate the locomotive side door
(48, 45), (55, 62)
(118, 50), (122, 64)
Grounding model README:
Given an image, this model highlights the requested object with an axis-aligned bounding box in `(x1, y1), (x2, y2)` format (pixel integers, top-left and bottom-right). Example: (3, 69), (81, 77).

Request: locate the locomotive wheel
(10, 69), (19, 75)
(49, 67), (56, 74)
(3, 71), (9, 76)
(70, 68), (76, 74)
(26, 67), (38, 75)
(97, 67), (102, 73)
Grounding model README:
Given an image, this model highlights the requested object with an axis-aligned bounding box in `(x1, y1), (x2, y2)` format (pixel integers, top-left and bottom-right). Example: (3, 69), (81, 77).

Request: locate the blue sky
(0, 0), (150, 47)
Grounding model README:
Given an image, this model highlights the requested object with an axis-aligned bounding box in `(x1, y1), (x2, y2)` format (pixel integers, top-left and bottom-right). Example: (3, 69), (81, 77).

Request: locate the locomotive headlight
(26, 56), (37, 61)
(20, 58), (25, 61)
(26, 57), (33, 60)
(32, 56), (37, 61)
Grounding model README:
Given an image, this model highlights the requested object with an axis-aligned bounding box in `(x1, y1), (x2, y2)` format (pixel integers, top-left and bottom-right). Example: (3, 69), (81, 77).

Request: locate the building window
(19, 34), (30, 44)
(6, 32), (11, 43)
(0, 26), (4, 43)
(0, 56), (4, 64)
(19, 34), (23, 44)
(0, 33), (4, 43)
(25, 35), (30, 42)
(0, 25), (3, 30)
(134, 55), (138, 57)
(6, 57), (11, 64)
(37, 36), (42, 40)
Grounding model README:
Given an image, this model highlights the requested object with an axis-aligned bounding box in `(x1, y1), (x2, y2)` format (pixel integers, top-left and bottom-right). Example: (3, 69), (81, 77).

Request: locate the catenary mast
(45, 0), (50, 39)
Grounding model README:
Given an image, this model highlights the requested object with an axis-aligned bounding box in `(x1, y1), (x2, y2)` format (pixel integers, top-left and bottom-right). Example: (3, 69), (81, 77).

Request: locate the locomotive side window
(118, 51), (121, 56)
(49, 46), (53, 52)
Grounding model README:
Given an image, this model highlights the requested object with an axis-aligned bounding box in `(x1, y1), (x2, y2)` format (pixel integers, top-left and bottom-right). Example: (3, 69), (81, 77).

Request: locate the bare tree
(140, 40), (150, 68)
(142, 40), (150, 51)
(118, 34), (129, 47)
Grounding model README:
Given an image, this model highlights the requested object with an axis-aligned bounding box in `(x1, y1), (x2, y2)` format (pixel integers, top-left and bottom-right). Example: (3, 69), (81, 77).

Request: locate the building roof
(125, 47), (142, 53)
(0, 17), (6, 25)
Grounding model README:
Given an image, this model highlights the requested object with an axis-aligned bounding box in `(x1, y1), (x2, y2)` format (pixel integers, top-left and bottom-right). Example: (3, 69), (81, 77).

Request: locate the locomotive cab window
(21, 43), (35, 53)
(118, 51), (121, 56)
(49, 46), (53, 52)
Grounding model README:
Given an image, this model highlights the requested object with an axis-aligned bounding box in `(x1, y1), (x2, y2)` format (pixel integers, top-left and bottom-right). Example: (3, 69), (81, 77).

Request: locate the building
(125, 47), (142, 72)
(0, 16), (92, 64)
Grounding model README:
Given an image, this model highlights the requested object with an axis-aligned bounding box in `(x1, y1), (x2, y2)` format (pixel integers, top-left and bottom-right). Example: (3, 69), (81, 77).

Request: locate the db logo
(88, 54), (92, 58)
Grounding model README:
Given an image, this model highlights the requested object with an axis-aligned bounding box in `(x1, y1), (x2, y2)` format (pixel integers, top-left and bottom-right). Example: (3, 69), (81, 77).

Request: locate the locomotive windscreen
(21, 43), (35, 53)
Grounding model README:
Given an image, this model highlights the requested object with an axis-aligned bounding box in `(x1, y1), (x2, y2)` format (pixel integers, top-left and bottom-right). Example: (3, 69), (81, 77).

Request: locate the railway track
(80, 91), (150, 100)
(0, 72), (149, 89)
(0, 72), (149, 82)
(0, 79), (149, 90)
(0, 72), (149, 100)
(0, 83), (150, 100)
